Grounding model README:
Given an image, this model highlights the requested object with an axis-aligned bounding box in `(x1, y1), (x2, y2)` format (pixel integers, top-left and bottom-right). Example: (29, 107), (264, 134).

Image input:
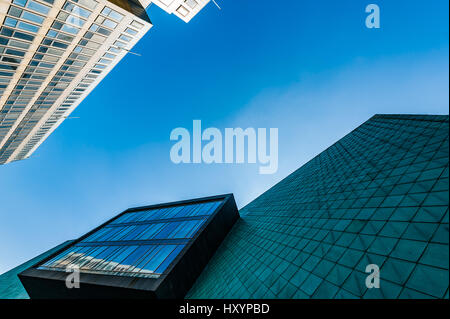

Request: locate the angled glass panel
(37, 199), (224, 278)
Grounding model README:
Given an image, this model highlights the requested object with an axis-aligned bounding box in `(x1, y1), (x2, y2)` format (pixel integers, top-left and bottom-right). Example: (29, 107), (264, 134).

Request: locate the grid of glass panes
(188, 115), (449, 299)
(0, 0), (89, 163)
(13, 0), (105, 160)
(38, 200), (223, 278)
(15, 16), (145, 160)
(0, 0), (53, 159)
(1, 1), (150, 164)
(0, 0), (107, 163)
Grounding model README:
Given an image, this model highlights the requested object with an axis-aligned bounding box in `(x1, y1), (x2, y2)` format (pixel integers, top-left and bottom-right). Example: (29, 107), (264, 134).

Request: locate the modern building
(188, 114), (449, 299)
(18, 194), (239, 298)
(1, 114), (448, 299)
(0, 0), (210, 165)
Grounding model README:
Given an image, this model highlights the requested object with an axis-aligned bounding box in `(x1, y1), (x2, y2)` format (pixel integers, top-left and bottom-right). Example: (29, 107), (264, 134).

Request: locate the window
(71, 0), (98, 10)
(119, 34), (131, 42)
(185, 0), (198, 9)
(101, 6), (124, 22)
(4, 18), (18, 28)
(38, 200), (223, 277)
(22, 11), (45, 24)
(130, 20), (143, 29)
(124, 28), (137, 36)
(17, 21), (40, 33)
(63, 2), (91, 18)
(27, 0), (51, 15)
(176, 5), (189, 17)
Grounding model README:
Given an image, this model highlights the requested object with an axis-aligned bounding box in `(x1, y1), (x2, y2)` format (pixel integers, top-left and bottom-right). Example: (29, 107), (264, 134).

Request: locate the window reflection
(38, 200), (223, 278)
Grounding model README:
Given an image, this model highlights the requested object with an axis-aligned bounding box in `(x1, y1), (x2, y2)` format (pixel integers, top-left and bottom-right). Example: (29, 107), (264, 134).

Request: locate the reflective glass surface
(188, 115), (449, 299)
(1, 0), (149, 164)
(38, 200), (223, 278)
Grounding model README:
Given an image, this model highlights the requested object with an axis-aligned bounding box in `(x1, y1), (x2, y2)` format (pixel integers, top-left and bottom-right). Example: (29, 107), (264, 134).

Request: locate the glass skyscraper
(0, 0), (209, 165)
(1, 114), (448, 299)
(188, 114), (449, 299)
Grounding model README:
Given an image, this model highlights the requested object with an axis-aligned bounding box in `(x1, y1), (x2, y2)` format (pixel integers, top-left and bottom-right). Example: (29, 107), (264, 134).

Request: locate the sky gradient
(0, 0), (448, 274)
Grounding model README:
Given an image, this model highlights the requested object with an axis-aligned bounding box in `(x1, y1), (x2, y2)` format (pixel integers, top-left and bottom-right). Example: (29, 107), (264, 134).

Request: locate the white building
(0, 0), (210, 165)
(148, 0), (210, 23)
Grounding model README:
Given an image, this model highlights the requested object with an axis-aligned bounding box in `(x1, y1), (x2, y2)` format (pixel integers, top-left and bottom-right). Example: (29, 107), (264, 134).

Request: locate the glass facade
(188, 115), (449, 299)
(37, 200), (223, 278)
(0, 0), (151, 164)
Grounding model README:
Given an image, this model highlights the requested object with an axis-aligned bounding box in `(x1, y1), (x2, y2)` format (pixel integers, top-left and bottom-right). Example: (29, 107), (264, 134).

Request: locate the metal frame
(19, 193), (240, 299)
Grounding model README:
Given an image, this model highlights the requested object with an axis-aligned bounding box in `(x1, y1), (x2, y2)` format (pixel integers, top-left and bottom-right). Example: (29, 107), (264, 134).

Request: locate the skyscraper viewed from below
(188, 114), (449, 299)
(1, 114), (448, 300)
(0, 0), (210, 165)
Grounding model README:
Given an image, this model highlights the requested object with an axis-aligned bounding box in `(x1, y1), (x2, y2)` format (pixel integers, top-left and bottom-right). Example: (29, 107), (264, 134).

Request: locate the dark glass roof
(37, 200), (223, 278)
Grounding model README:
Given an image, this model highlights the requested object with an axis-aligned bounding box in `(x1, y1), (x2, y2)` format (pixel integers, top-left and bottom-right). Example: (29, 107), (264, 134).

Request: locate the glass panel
(155, 245), (185, 273)
(37, 200), (224, 277)
(139, 245), (176, 274)
(27, 0), (51, 15)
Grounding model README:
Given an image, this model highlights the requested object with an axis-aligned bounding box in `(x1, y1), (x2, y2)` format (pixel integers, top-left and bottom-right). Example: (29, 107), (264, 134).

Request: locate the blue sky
(0, 0), (448, 274)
